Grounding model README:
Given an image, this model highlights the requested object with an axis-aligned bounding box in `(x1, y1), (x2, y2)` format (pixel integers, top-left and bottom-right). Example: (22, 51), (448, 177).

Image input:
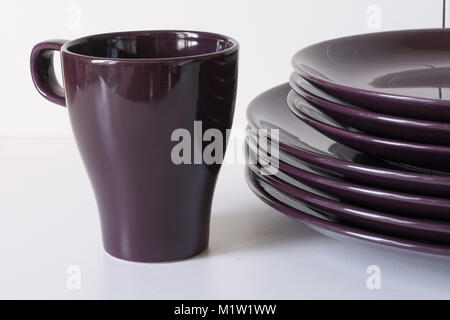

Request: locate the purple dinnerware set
(31, 28), (450, 263)
(245, 29), (450, 258)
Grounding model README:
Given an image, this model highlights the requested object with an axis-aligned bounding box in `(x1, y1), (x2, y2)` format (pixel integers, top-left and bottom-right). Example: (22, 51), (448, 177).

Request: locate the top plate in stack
(291, 29), (450, 122)
(290, 29), (450, 169)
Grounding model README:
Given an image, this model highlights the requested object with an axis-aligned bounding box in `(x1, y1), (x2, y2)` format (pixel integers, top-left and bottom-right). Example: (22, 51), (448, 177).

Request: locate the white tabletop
(0, 137), (449, 299)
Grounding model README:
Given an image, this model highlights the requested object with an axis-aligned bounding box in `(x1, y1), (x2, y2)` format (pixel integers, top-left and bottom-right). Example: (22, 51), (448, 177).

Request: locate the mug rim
(61, 30), (239, 63)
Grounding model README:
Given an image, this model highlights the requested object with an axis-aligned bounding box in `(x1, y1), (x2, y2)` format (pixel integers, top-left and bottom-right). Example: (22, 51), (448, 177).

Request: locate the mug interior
(65, 31), (235, 59)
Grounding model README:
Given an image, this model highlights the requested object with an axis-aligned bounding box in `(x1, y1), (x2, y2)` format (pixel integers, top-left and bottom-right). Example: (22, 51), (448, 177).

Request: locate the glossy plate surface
(246, 83), (450, 196)
(246, 135), (450, 220)
(245, 167), (450, 258)
(246, 144), (450, 243)
(287, 89), (450, 168)
(292, 29), (450, 121)
(289, 72), (450, 145)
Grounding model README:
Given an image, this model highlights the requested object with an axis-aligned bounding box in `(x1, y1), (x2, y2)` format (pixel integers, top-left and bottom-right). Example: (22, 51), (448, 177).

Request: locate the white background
(1, 0), (450, 299)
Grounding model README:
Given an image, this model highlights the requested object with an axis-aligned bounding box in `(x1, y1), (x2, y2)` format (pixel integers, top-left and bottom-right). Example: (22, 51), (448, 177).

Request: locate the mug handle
(30, 40), (68, 107)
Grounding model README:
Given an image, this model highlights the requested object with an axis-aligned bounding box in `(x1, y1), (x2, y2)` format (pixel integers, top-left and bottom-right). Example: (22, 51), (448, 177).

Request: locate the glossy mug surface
(30, 31), (239, 262)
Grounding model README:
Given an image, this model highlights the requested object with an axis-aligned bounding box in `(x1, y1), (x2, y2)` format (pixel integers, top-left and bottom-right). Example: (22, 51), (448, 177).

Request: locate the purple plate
(287, 89), (450, 169)
(245, 167), (450, 258)
(246, 157), (450, 243)
(245, 134), (450, 220)
(246, 83), (450, 197)
(289, 72), (450, 145)
(292, 29), (450, 121)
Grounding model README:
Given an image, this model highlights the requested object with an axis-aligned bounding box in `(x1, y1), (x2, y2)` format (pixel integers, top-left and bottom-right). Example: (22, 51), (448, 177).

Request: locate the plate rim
(245, 83), (450, 196)
(291, 28), (450, 106)
(245, 166), (450, 258)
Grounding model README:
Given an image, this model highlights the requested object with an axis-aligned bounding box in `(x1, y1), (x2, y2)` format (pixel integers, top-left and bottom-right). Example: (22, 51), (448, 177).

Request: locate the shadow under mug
(30, 31), (239, 262)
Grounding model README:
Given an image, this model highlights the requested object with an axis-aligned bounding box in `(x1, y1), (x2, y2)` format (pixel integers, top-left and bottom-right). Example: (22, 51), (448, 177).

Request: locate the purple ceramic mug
(30, 31), (239, 262)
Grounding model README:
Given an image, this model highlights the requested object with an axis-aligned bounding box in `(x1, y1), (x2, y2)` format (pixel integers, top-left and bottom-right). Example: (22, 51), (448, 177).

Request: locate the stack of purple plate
(245, 29), (450, 258)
